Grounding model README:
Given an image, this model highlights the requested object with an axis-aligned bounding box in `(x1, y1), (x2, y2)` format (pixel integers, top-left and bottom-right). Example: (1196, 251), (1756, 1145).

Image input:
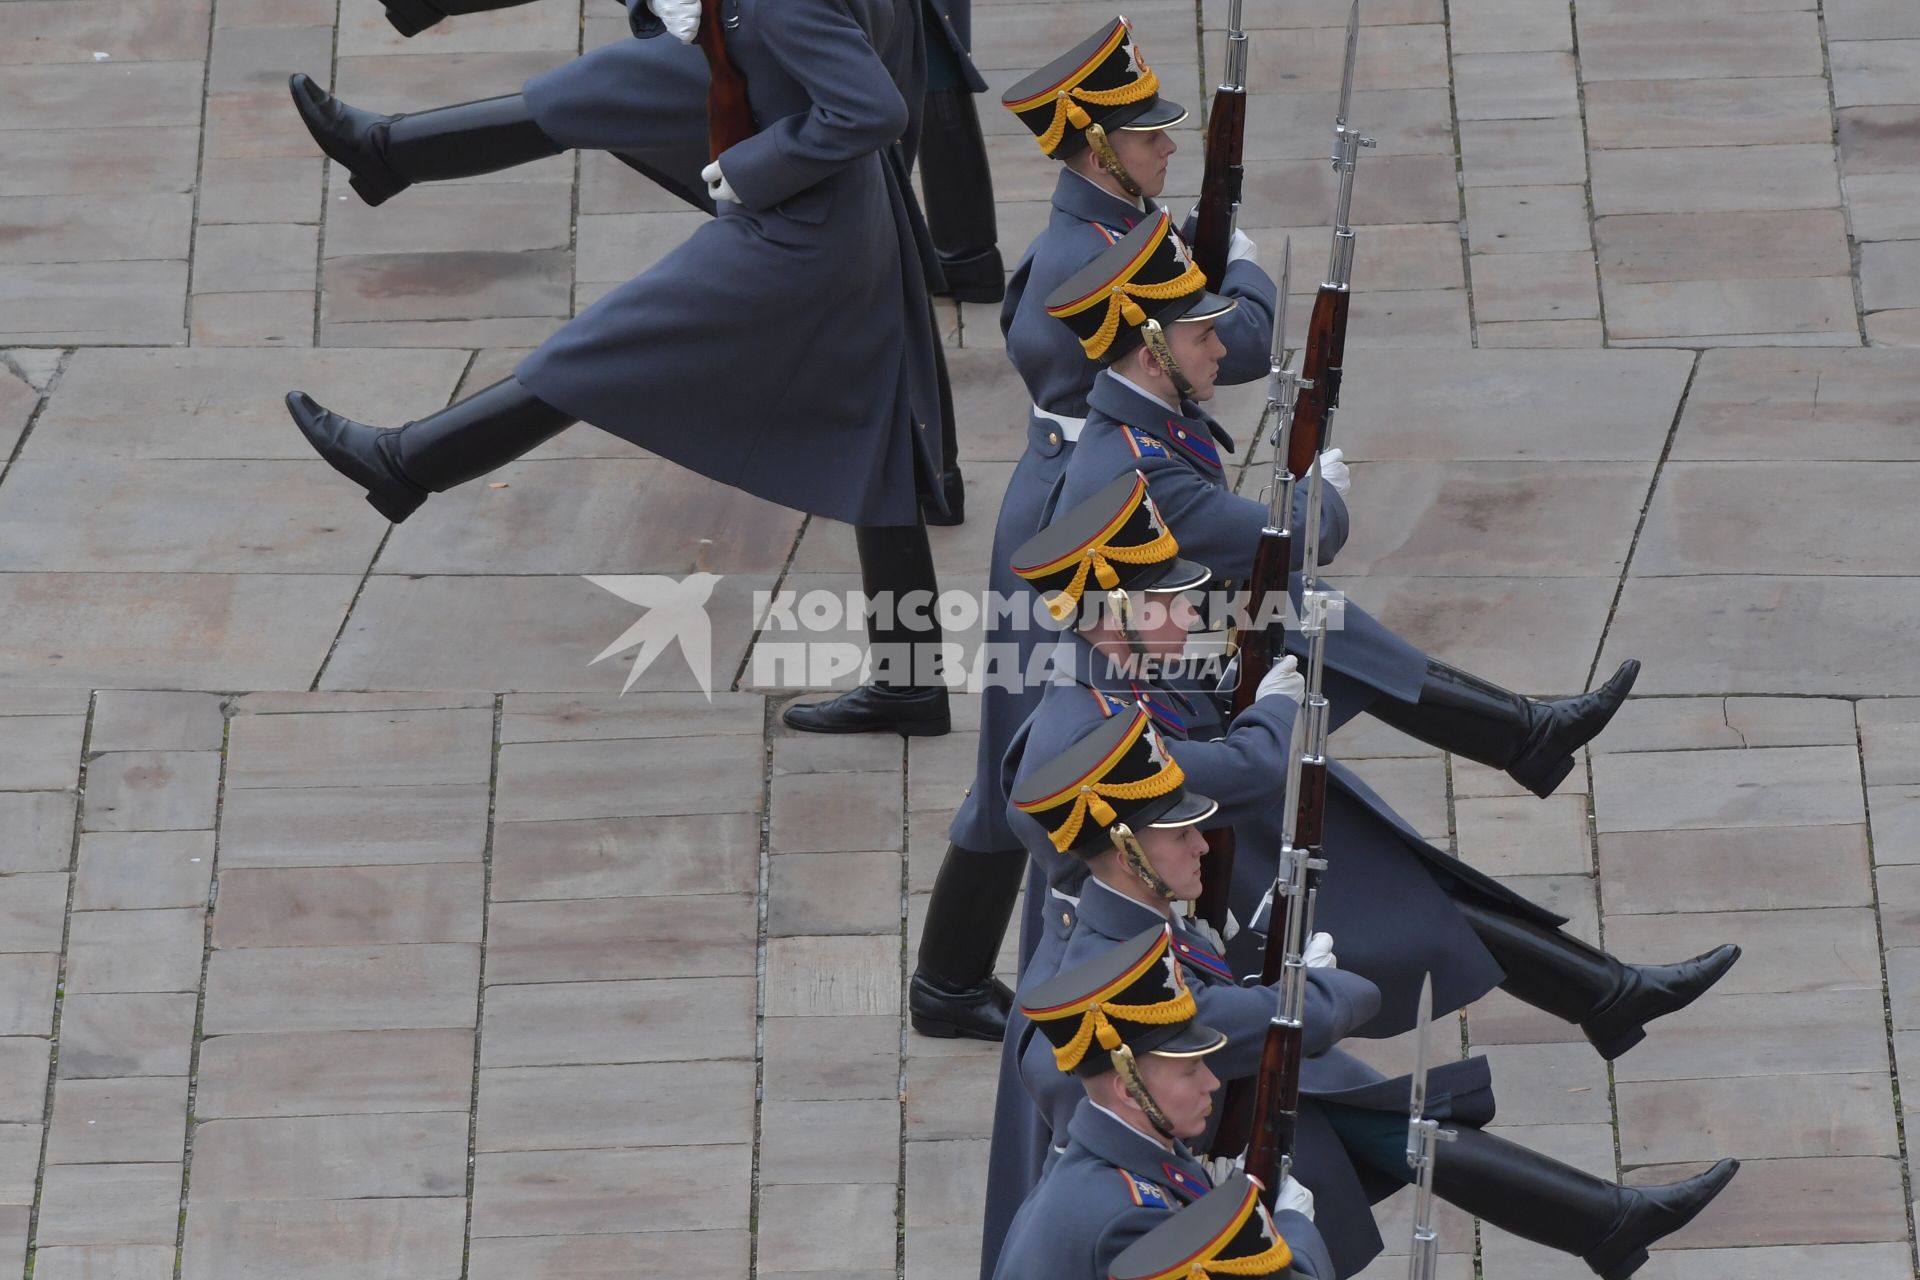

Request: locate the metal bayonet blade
(1336, 0), (1362, 127)
(1408, 972), (1433, 1121)
(1275, 237), (1292, 364)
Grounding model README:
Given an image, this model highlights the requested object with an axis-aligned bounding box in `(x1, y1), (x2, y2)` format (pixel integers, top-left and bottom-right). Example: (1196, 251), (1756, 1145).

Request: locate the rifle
(1191, 0), (1249, 284)
(1286, 0), (1374, 482)
(1190, 241), (1294, 937)
(696, 0), (756, 158)
(1405, 974), (1457, 1280)
(1206, 7), (1371, 1193)
(1232, 351), (1334, 1207)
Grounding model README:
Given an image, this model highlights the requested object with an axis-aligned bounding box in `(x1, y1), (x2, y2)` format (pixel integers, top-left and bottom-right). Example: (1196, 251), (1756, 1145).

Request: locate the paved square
(1, 0), (1916, 1275)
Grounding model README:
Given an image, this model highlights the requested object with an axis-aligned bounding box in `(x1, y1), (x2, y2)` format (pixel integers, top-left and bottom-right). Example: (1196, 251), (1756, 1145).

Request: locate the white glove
(1228, 228), (1257, 266)
(1276, 1174), (1315, 1220)
(1302, 931), (1336, 969)
(1311, 447), (1351, 499)
(701, 160), (740, 205)
(648, 0), (702, 43)
(1256, 654), (1304, 705)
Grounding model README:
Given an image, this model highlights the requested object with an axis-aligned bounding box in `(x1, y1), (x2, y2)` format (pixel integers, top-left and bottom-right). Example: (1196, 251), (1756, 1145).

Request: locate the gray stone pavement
(1, 0), (1919, 1275)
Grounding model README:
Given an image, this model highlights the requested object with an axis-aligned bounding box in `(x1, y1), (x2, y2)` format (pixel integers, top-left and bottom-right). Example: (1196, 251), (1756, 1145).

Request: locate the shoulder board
(1124, 426), (1171, 461)
(1118, 1170), (1173, 1210)
(1161, 1163), (1211, 1202)
(1163, 420), (1223, 472)
(1172, 935), (1234, 981)
(1087, 688), (1131, 719)
(1130, 688), (1186, 736)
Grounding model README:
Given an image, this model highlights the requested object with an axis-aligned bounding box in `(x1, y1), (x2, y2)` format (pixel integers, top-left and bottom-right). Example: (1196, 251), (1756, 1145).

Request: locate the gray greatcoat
(1012, 881), (1496, 1279)
(515, 0), (944, 527)
(946, 170), (1282, 858)
(993, 1099), (1336, 1280)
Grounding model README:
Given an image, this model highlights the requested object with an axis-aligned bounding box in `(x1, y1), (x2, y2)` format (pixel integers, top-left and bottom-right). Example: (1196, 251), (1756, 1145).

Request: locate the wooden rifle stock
(697, 0), (755, 159)
(1193, 522), (1292, 933)
(1285, 287), (1351, 481)
(1242, 1015), (1304, 1206)
(1192, 85), (1247, 285)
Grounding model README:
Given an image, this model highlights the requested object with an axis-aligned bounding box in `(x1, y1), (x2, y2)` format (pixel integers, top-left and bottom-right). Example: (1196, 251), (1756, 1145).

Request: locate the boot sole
(909, 1011), (1003, 1042)
(1586, 1021), (1647, 1062)
(1594, 1246), (1647, 1280)
(381, 0), (442, 35)
(1511, 750), (1576, 799)
(347, 170), (406, 208)
(780, 708), (951, 737)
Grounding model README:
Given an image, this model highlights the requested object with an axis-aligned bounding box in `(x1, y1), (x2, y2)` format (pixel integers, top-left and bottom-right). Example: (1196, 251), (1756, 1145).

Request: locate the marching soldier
(914, 19), (1634, 1048)
(981, 473), (1740, 1272)
(1001, 706), (1460, 1278)
(282, 0), (957, 733)
(915, 16), (1294, 1045)
(995, 926), (1337, 1280)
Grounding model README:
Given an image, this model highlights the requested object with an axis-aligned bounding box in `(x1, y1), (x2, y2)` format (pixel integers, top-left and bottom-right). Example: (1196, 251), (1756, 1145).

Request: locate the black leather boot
(910, 843), (1027, 1040)
(1454, 898), (1741, 1060)
(1368, 657), (1640, 798)
(380, 0), (537, 37)
(922, 326), (965, 527)
(285, 377), (575, 523)
(289, 75), (562, 207)
(919, 88), (1004, 304)
(783, 521), (951, 736)
(1434, 1126), (1738, 1279)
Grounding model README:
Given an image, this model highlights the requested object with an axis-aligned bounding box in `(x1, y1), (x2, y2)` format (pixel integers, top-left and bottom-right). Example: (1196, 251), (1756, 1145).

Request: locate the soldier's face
(1112, 127), (1178, 196)
(1167, 319), (1227, 400)
(1135, 1051), (1221, 1139)
(1137, 822), (1209, 900)
(1128, 589), (1206, 655)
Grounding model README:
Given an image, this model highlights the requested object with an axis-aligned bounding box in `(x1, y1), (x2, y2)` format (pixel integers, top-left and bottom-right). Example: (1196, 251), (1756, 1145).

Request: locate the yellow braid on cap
(1048, 985), (1198, 1072)
(1073, 263), (1208, 361)
(1041, 524), (1180, 621)
(1027, 67), (1162, 156)
(1041, 754), (1185, 854)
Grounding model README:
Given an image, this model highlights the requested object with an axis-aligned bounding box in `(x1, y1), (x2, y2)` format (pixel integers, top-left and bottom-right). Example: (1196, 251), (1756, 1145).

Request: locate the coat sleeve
(1158, 695), (1293, 828)
(1272, 1209), (1337, 1279)
(1192, 965), (1382, 1080)
(716, 0), (911, 209)
(1211, 257), (1279, 387)
(1134, 450), (1350, 579)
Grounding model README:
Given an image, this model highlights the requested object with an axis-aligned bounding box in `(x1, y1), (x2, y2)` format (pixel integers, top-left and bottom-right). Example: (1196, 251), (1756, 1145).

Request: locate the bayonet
(1327, 0), (1375, 289)
(1405, 974), (1456, 1280)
